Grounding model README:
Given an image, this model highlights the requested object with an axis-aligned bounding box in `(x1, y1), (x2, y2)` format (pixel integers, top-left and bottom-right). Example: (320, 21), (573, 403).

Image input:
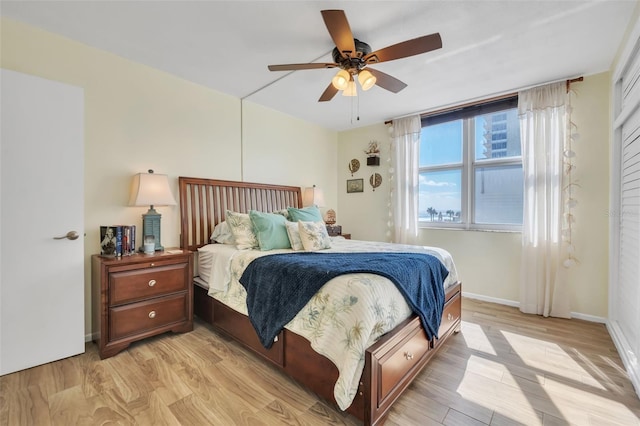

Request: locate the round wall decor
(370, 173), (382, 191)
(349, 159), (360, 176)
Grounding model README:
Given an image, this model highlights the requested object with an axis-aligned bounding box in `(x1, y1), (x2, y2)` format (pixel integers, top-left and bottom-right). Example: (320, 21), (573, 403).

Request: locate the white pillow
(298, 221), (332, 251)
(210, 221), (235, 244)
(225, 210), (259, 250)
(285, 221), (304, 251)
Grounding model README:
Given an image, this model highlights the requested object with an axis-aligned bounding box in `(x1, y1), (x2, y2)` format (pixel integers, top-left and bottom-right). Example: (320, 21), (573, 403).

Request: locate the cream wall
(337, 73), (611, 319)
(1, 18), (338, 337)
(242, 101), (337, 193)
(337, 122), (392, 238)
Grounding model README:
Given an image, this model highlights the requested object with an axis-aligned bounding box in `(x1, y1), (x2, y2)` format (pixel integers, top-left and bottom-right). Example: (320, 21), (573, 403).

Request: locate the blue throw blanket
(239, 252), (449, 349)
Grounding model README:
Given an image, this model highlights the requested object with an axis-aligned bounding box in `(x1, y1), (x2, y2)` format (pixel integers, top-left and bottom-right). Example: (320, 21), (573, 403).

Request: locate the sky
(419, 120), (463, 216)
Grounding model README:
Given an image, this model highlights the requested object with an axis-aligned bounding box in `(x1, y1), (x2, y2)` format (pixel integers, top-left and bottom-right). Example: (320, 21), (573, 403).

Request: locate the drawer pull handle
(148, 310), (156, 319)
(404, 351), (414, 361)
(448, 313), (453, 321)
(150, 263), (155, 267)
(148, 279), (156, 287)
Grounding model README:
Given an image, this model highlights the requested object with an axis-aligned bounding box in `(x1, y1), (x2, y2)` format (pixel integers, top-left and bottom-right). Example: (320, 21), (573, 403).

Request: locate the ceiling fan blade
(364, 33), (442, 64)
(367, 68), (408, 93)
(268, 63), (337, 72)
(321, 10), (356, 59)
(318, 83), (339, 102)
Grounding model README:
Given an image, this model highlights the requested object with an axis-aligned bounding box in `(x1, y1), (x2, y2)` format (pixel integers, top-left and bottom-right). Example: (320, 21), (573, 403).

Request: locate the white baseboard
(462, 291), (607, 323)
(571, 311), (607, 324)
(462, 291), (520, 308)
(607, 320), (640, 398)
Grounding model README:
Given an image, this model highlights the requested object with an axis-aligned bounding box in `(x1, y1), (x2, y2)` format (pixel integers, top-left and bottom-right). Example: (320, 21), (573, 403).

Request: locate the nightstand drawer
(109, 293), (188, 340)
(109, 263), (188, 305)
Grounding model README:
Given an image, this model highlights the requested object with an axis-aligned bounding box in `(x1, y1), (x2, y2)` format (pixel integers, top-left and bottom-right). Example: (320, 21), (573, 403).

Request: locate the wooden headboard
(178, 177), (303, 251)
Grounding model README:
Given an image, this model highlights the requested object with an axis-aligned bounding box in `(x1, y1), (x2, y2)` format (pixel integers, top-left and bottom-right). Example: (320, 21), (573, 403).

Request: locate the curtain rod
(385, 76), (584, 125)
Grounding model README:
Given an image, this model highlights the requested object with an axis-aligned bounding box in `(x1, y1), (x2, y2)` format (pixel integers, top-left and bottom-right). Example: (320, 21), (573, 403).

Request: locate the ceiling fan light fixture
(342, 80), (357, 97)
(331, 69), (350, 90)
(267, 10), (442, 103)
(358, 69), (376, 91)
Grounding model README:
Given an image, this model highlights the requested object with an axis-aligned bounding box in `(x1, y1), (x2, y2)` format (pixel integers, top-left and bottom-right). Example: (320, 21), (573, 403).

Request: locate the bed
(179, 176), (462, 426)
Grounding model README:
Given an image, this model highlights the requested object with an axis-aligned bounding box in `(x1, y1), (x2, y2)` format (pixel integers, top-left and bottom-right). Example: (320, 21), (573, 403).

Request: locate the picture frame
(100, 225), (119, 257)
(346, 178), (364, 193)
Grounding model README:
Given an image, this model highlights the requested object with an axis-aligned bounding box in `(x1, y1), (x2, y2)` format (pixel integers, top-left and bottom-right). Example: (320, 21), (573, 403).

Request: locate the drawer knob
(150, 263), (155, 267)
(448, 313), (453, 321)
(148, 310), (156, 319)
(148, 279), (156, 287)
(404, 351), (414, 361)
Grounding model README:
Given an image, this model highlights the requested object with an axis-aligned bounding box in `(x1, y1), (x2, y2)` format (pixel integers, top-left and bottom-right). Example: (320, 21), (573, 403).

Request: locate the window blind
(610, 20), (640, 398)
(617, 106), (640, 350)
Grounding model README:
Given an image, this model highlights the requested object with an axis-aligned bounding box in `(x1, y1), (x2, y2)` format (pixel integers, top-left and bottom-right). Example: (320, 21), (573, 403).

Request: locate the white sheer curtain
(390, 115), (421, 244)
(518, 81), (570, 318)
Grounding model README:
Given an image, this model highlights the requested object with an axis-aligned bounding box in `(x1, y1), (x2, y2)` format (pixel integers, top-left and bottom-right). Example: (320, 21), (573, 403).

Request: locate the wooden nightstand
(91, 250), (193, 359)
(326, 225), (350, 239)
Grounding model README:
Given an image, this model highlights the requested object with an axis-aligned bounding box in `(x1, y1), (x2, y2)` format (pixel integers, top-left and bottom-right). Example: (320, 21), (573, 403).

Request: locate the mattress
(195, 237), (459, 410)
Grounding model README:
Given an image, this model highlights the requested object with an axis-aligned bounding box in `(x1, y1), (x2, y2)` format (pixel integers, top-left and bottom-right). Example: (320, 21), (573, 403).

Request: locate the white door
(0, 69), (85, 375)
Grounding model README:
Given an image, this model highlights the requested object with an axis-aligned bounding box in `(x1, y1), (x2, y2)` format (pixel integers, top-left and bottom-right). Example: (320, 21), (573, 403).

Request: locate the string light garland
(387, 123), (394, 242)
(562, 87), (580, 268)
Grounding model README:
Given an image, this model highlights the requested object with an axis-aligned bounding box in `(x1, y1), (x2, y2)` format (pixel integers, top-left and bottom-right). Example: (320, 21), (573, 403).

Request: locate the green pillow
(287, 206), (323, 222)
(249, 210), (291, 251)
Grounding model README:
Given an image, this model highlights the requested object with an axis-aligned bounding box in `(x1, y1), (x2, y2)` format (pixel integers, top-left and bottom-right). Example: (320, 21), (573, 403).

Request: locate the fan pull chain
(349, 79), (360, 125)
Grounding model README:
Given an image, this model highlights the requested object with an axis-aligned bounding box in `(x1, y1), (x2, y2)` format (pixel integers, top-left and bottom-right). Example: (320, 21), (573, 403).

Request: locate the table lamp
(302, 185), (325, 208)
(129, 169), (176, 251)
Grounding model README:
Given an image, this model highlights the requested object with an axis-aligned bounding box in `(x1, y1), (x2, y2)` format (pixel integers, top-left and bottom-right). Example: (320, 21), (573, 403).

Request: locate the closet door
(0, 69), (85, 375)
(609, 20), (640, 398)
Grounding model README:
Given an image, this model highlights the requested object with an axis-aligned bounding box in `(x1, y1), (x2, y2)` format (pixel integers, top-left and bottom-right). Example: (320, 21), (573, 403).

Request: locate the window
(418, 96), (523, 230)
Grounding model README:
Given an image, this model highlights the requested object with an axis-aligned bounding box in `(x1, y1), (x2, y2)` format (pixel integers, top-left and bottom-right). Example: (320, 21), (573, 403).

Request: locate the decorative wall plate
(349, 159), (360, 176)
(370, 173), (382, 191)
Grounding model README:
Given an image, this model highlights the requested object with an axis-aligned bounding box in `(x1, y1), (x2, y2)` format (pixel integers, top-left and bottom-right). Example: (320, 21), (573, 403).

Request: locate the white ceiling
(1, 1), (637, 131)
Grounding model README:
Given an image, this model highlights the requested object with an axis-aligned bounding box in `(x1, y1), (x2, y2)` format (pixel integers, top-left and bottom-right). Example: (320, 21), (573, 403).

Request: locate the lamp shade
(331, 69), (350, 90)
(129, 170), (176, 207)
(358, 69), (376, 91)
(303, 185), (325, 207)
(342, 80), (357, 97)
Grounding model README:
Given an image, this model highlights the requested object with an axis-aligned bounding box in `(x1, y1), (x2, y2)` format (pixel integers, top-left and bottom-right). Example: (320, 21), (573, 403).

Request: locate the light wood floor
(2, 298), (639, 425)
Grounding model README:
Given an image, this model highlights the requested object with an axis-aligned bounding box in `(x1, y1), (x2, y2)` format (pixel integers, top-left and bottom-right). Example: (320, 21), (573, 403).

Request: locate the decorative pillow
(225, 210), (259, 250)
(288, 205), (323, 222)
(272, 208), (290, 220)
(285, 221), (304, 251)
(298, 221), (332, 251)
(209, 221), (235, 244)
(249, 210), (291, 251)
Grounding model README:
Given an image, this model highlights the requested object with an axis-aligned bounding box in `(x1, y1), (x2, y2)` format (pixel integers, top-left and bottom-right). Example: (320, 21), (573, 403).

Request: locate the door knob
(54, 231), (80, 240)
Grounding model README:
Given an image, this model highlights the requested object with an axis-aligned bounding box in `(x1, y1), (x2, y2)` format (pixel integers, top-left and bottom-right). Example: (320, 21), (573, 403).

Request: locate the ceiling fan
(267, 9), (442, 102)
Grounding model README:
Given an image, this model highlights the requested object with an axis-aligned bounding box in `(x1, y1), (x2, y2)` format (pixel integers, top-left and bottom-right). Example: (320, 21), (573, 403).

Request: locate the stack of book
(100, 225), (136, 257)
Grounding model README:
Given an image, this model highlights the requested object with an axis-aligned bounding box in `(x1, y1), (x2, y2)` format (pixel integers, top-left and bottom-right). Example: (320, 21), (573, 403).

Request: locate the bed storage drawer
(110, 263), (189, 305)
(435, 290), (462, 347)
(378, 324), (430, 402)
(109, 293), (188, 340)
(212, 299), (284, 366)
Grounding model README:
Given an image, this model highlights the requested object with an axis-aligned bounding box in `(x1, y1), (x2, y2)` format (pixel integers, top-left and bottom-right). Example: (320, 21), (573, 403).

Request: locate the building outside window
(419, 97), (523, 230)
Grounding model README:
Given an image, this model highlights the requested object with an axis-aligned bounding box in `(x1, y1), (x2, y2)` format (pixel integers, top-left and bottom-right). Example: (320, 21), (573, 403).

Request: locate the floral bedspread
(204, 238), (458, 410)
